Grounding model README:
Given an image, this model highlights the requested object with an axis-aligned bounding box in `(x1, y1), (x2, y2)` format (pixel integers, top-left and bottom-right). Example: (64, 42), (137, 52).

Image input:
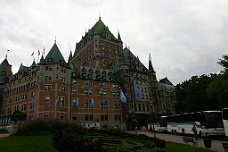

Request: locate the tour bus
(222, 108), (228, 137)
(147, 115), (167, 133)
(166, 111), (224, 137)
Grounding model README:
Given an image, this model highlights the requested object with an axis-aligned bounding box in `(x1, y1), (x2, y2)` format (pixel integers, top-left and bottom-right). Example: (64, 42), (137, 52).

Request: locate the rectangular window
(85, 114), (93, 121)
(7, 107), (12, 114)
(115, 114), (121, 121)
(72, 87), (77, 94)
(44, 112), (49, 120)
(60, 86), (66, 92)
(99, 91), (107, 96)
(99, 82), (106, 87)
(72, 99), (78, 108)
(84, 80), (92, 86)
(21, 104), (26, 112)
(114, 101), (121, 109)
(72, 114), (77, 121)
(14, 106), (19, 112)
(84, 100), (93, 108)
(112, 84), (118, 88)
(60, 97), (65, 106)
(22, 94), (28, 100)
(100, 100), (108, 109)
(84, 89), (93, 95)
(100, 114), (108, 121)
(60, 113), (64, 120)
(44, 85), (51, 90)
(112, 91), (119, 97)
(44, 96), (50, 106)
(31, 92), (34, 97)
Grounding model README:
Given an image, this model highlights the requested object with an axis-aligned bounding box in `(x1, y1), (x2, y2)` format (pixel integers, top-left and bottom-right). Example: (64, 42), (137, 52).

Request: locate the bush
(11, 120), (81, 136)
(53, 127), (103, 152)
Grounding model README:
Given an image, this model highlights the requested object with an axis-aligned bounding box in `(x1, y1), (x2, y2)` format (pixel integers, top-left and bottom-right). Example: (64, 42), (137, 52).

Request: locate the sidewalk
(128, 131), (225, 152)
(0, 133), (10, 138)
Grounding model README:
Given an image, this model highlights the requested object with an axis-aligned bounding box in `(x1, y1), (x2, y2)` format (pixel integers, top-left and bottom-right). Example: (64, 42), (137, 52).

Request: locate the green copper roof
(90, 17), (107, 35)
(75, 17), (122, 51)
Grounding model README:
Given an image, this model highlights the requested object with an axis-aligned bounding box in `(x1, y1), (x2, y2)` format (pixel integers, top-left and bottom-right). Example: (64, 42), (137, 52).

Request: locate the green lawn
(0, 135), (214, 152)
(166, 142), (213, 152)
(0, 136), (59, 152)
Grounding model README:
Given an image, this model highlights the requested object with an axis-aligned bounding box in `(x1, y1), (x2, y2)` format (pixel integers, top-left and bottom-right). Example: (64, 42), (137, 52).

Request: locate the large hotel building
(0, 17), (175, 130)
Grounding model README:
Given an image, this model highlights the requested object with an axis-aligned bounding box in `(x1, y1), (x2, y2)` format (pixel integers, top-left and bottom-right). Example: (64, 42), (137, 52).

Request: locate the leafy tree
(175, 74), (216, 113)
(207, 55), (228, 108)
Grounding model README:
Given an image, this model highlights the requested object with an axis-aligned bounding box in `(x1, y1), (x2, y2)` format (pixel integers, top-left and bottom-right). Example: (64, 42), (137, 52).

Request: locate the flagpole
(106, 104), (108, 130)
(106, 95), (108, 130)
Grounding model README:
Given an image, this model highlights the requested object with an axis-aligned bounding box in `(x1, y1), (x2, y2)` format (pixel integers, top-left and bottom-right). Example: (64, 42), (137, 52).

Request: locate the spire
(149, 53), (154, 72)
(5, 50), (9, 59)
(68, 50), (73, 61)
(99, 12), (101, 20)
(117, 31), (122, 41)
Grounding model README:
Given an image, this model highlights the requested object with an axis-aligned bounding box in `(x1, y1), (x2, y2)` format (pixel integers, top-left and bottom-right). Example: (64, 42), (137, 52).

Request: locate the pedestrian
(192, 125), (198, 140)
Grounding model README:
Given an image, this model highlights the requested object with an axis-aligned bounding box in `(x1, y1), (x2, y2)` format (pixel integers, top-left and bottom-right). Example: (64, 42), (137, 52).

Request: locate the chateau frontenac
(0, 17), (175, 130)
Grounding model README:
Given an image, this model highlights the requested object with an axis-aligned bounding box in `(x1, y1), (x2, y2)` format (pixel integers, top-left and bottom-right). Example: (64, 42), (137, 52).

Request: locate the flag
(38, 50), (40, 56)
(120, 89), (126, 103)
(31, 97), (35, 109)
(43, 47), (45, 56)
(133, 81), (141, 100)
(91, 96), (94, 108)
(106, 95), (109, 108)
(31, 52), (34, 56)
(55, 96), (59, 108)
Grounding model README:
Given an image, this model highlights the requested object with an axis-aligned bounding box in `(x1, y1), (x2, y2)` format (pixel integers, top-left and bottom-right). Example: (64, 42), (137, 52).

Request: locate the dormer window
(60, 60), (64, 64)
(95, 69), (100, 74)
(82, 67), (86, 73)
(102, 71), (106, 75)
(89, 68), (93, 73)
(1, 71), (6, 76)
(48, 58), (53, 62)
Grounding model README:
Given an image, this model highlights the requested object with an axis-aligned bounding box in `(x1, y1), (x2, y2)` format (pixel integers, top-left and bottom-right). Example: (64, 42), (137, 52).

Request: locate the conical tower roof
(42, 42), (68, 67)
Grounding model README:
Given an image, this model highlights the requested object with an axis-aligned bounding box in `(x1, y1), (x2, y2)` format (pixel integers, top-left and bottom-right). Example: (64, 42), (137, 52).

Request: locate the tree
(175, 74), (216, 113)
(207, 55), (228, 108)
(218, 55), (228, 72)
(149, 111), (156, 138)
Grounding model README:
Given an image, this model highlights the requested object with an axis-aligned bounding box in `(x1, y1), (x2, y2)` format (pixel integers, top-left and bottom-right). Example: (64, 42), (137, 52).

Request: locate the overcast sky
(0, 0), (227, 85)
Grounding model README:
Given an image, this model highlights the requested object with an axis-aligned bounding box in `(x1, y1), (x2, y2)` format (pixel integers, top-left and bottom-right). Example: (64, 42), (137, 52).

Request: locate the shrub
(53, 127), (103, 152)
(11, 120), (81, 136)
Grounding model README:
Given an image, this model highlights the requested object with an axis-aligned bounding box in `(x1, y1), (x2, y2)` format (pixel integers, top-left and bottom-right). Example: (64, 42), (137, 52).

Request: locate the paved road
(130, 131), (225, 152)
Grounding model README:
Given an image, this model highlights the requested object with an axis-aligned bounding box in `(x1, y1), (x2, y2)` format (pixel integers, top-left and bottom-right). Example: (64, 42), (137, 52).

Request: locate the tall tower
(71, 17), (123, 69)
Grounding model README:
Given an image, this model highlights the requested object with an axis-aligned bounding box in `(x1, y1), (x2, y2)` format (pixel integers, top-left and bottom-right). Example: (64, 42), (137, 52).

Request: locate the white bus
(222, 108), (228, 137)
(167, 111), (224, 137)
(147, 116), (167, 133)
